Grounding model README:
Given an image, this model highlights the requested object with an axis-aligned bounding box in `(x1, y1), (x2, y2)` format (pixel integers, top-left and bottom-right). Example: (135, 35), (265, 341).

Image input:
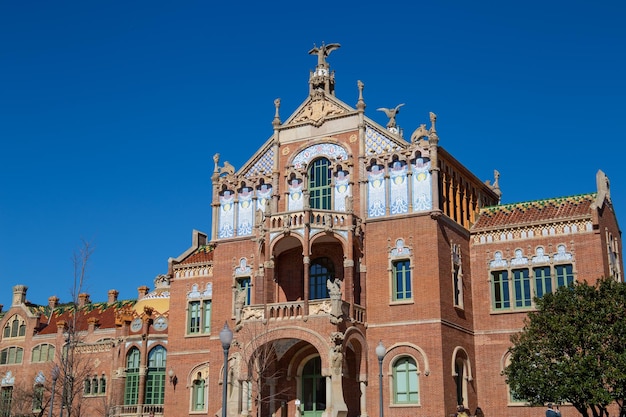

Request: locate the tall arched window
(310, 258), (334, 300)
(145, 346), (166, 405)
(309, 158), (332, 210)
(124, 348), (140, 405)
(302, 356), (325, 417)
(393, 357), (419, 404)
(191, 372), (206, 411)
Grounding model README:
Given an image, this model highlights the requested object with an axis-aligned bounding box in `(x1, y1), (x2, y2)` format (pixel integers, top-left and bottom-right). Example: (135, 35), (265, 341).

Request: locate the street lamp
(48, 365), (60, 417)
(375, 341), (386, 417)
(219, 322), (234, 417)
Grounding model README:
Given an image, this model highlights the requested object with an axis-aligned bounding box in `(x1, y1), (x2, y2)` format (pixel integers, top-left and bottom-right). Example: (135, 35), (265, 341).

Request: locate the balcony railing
(269, 209), (352, 232)
(241, 300), (365, 324)
(110, 404), (163, 417)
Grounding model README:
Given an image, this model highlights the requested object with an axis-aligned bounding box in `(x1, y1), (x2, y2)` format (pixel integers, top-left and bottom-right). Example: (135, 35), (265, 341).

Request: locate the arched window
(3, 315), (25, 338)
(31, 344), (55, 363)
(100, 375), (107, 394)
(302, 356), (325, 417)
(309, 158), (332, 210)
(124, 348), (140, 405)
(191, 372), (206, 411)
(310, 258), (334, 300)
(84, 378), (91, 395)
(0, 347), (23, 365)
(393, 357), (419, 404)
(145, 346), (166, 405)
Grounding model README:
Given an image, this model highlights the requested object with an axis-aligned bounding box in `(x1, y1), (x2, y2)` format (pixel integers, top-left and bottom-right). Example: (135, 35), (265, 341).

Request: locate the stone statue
(377, 103), (405, 129)
(309, 42), (341, 67)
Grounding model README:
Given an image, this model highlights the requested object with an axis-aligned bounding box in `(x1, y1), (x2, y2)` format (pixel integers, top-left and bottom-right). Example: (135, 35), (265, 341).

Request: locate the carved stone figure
(309, 42), (341, 67)
(377, 103), (405, 129)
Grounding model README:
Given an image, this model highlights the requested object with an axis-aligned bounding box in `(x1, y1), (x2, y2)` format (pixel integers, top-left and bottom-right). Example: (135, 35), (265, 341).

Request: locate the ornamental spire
(308, 42), (340, 97)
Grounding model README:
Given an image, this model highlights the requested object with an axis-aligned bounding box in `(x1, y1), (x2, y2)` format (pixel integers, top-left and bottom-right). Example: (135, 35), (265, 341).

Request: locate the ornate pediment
(291, 98), (346, 127)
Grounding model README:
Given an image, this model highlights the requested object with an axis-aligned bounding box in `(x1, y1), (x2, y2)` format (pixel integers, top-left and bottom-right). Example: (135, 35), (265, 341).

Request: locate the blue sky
(1, 1), (625, 309)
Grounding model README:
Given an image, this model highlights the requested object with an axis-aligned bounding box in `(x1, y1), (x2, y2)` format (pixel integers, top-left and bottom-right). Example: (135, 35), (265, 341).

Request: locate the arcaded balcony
(239, 299), (366, 324)
(268, 209), (353, 233)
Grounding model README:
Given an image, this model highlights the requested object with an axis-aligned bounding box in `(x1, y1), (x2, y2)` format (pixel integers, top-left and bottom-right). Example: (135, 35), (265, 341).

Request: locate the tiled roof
(472, 193), (596, 230)
(179, 246), (214, 265)
(36, 300), (136, 335)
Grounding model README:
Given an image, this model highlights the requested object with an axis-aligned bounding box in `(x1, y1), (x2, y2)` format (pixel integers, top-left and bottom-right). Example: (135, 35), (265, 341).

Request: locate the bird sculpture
(377, 103), (405, 129)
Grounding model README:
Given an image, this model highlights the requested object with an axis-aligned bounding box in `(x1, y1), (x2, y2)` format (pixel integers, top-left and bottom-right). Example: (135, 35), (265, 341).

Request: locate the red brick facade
(0, 49), (622, 417)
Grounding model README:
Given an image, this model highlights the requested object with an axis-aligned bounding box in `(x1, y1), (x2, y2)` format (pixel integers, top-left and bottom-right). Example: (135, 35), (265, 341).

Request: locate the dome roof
(132, 274), (170, 316)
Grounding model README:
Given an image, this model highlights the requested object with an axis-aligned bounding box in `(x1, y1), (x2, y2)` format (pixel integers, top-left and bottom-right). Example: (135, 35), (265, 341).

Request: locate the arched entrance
(301, 356), (326, 417)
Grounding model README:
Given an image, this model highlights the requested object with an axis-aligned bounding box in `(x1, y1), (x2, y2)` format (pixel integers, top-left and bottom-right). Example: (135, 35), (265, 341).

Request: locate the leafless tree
(56, 240), (96, 417)
(237, 322), (291, 417)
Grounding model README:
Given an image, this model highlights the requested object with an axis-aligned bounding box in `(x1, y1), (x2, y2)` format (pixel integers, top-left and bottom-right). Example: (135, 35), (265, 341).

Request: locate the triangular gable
(283, 94), (355, 127)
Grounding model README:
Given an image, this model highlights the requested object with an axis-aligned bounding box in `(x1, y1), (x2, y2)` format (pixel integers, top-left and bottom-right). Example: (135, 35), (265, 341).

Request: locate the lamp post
(48, 365), (60, 417)
(375, 341), (386, 417)
(220, 322), (234, 417)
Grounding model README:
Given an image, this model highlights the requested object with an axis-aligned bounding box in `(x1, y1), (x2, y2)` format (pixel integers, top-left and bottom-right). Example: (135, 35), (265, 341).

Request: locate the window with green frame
(191, 374), (206, 411)
(491, 270), (510, 310)
(0, 346), (23, 364)
(3, 315), (26, 338)
(145, 346), (166, 405)
(100, 375), (106, 394)
(534, 266), (552, 298)
(310, 258), (334, 299)
(0, 386), (12, 417)
(556, 264), (574, 287)
(513, 268), (532, 308)
(393, 356), (419, 404)
(308, 158), (332, 210)
(31, 344), (55, 363)
(124, 348), (140, 405)
(393, 260), (412, 301)
(188, 300), (212, 335)
(32, 384), (44, 412)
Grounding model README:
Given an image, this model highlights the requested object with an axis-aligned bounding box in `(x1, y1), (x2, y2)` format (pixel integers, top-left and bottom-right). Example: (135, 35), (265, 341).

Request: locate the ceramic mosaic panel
(365, 125), (401, 155)
(237, 187), (254, 236)
(367, 164), (386, 217)
(389, 161), (408, 214)
(292, 143), (348, 169)
(256, 184), (272, 213)
(334, 169), (350, 212)
(218, 190), (235, 238)
(244, 147), (275, 178)
(412, 157), (432, 211)
(288, 178), (304, 211)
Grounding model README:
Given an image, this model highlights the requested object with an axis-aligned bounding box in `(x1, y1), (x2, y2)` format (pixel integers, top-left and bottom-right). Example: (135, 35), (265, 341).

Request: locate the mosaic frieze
(473, 220), (593, 245)
(292, 143), (348, 169)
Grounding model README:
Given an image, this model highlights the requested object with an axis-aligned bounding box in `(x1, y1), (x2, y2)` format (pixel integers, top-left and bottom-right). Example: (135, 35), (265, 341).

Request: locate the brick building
(0, 44), (622, 417)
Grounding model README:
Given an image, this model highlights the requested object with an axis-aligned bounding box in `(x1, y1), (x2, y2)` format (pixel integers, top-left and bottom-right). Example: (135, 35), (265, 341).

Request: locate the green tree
(505, 277), (626, 417)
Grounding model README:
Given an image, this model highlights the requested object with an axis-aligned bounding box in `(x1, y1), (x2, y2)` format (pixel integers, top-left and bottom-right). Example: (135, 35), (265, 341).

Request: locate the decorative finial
(273, 98), (281, 127)
(357, 80), (365, 111)
(429, 112), (437, 133)
(213, 153), (220, 173)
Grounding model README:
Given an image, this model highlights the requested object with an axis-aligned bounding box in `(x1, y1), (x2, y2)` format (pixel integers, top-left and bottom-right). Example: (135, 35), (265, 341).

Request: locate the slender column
(359, 380), (368, 417)
(303, 256), (310, 316)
